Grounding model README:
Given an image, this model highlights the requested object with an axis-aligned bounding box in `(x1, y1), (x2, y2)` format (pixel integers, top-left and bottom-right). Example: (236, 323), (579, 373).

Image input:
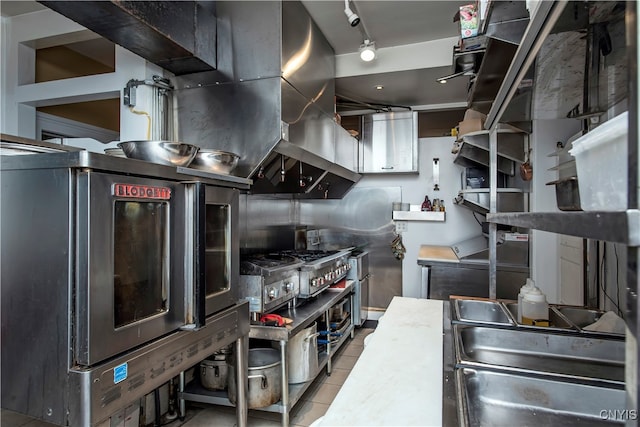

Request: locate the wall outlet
(395, 221), (408, 233)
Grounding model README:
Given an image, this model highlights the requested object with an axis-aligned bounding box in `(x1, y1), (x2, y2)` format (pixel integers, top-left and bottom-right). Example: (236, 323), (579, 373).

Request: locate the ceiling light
(359, 40), (376, 62)
(344, 0), (360, 27)
(375, 85), (384, 90)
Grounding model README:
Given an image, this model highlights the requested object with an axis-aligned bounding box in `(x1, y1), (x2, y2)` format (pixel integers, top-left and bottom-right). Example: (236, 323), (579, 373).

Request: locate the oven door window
(205, 204), (231, 296)
(113, 200), (168, 328)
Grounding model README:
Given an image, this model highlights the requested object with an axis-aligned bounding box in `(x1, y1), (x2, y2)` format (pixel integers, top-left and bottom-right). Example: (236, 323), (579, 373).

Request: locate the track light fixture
(359, 39), (376, 62)
(344, 0), (360, 27)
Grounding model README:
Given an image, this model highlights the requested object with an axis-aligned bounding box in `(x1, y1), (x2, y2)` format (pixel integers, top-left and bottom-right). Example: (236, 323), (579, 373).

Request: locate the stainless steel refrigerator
(347, 250), (370, 326)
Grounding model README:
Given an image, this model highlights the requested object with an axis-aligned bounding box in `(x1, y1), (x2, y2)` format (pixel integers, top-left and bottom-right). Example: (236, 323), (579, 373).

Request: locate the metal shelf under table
(180, 285), (355, 427)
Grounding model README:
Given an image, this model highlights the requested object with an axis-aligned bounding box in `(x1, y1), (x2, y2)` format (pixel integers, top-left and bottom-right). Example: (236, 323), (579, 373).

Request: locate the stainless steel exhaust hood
(173, 1), (361, 199)
(38, 1), (217, 76)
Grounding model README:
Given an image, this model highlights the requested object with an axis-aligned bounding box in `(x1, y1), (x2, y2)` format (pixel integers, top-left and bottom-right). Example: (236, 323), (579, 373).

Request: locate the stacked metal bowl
(117, 140), (199, 167)
(190, 149), (240, 175)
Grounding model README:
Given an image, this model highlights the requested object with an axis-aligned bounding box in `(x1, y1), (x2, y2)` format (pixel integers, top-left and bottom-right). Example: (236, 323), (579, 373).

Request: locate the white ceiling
(301, 0), (471, 112)
(1, 0), (472, 112)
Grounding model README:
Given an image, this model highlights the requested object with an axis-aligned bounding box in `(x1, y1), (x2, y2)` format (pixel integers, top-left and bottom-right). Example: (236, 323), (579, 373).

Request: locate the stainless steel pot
(200, 353), (229, 391)
(287, 323), (319, 384)
(546, 176), (581, 211)
(228, 348), (282, 408)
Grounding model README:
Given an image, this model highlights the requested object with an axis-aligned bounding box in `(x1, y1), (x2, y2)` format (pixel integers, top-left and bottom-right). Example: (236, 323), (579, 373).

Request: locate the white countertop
(320, 297), (444, 426)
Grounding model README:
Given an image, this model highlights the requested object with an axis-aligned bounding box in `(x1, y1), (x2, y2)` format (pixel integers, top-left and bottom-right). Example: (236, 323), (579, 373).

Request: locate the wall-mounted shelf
(392, 206), (446, 222)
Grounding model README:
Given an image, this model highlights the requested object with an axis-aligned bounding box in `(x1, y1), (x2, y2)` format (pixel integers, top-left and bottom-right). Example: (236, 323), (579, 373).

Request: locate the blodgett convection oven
(1, 149), (251, 426)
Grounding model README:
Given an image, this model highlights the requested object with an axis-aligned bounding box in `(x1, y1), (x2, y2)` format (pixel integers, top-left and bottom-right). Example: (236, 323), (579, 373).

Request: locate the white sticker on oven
(114, 363), (128, 384)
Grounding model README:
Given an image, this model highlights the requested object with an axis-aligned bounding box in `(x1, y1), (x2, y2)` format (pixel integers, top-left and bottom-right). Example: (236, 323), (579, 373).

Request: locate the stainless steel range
(282, 249), (353, 298)
(239, 253), (304, 317)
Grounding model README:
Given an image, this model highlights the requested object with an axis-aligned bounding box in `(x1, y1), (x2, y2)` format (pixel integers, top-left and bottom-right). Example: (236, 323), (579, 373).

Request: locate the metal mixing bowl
(104, 148), (126, 158)
(190, 149), (240, 174)
(117, 140), (199, 167)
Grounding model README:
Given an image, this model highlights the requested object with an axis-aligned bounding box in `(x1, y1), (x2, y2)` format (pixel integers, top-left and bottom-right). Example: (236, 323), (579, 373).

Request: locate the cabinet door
(359, 111), (418, 173)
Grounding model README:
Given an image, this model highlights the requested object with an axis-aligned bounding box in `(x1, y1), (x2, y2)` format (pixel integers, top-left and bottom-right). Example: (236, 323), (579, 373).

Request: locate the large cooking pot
(287, 323), (319, 384)
(228, 348), (282, 408)
(200, 353), (229, 391)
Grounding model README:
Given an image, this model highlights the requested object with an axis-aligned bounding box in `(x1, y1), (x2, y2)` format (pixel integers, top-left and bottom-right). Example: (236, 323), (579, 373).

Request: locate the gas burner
(280, 250), (339, 263)
(242, 253), (300, 269)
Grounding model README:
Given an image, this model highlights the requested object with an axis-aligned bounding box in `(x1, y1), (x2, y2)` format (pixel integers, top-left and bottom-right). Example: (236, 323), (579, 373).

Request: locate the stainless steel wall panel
(210, 1), (282, 82)
(174, 77), (283, 178)
(281, 1), (336, 115)
(239, 195), (298, 251)
(283, 80), (336, 163)
(240, 187), (401, 309)
(298, 187), (402, 309)
(1, 168), (72, 425)
(40, 1), (218, 76)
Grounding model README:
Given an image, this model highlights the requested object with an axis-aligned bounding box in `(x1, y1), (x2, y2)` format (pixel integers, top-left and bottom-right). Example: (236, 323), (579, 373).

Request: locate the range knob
(283, 282), (294, 292)
(318, 277), (325, 286)
(267, 288), (277, 300)
(325, 272), (332, 281)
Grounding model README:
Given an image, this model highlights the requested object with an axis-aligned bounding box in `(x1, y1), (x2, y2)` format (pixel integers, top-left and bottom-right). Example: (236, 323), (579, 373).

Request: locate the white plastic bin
(568, 112), (628, 211)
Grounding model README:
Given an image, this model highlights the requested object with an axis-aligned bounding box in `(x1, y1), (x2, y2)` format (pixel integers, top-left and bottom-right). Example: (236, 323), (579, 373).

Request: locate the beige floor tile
(1, 410), (37, 427)
(247, 416), (282, 427)
(321, 367), (351, 386)
(350, 329), (375, 346)
(181, 406), (237, 427)
(330, 354), (358, 370)
(303, 382), (342, 405)
(290, 400), (330, 427)
(1, 410), (56, 427)
(248, 409), (282, 422)
(22, 420), (60, 427)
(341, 343), (364, 358)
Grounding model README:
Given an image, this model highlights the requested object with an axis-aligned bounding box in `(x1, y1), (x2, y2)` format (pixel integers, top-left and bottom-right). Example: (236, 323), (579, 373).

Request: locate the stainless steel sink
(452, 299), (514, 327)
(454, 325), (625, 386)
(504, 302), (577, 331)
(457, 368), (625, 426)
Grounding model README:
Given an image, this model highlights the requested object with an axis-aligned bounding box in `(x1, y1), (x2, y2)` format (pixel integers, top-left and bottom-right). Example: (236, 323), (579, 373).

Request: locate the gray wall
(356, 136), (482, 298)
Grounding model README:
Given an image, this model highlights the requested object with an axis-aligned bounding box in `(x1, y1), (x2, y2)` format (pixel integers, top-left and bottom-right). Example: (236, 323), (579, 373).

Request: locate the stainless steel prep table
(179, 284), (355, 427)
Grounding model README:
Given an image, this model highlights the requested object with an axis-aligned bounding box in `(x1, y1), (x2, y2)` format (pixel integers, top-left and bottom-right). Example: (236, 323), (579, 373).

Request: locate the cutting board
(417, 245), (459, 263)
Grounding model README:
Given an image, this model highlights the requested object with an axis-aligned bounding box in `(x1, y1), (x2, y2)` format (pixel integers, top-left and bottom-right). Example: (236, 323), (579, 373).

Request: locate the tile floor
(0, 327), (375, 427)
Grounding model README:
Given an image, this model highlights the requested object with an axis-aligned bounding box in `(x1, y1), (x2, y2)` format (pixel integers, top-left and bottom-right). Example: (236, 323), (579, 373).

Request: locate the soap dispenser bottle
(421, 196), (431, 212)
(517, 278), (536, 323)
(521, 287), (549, 326)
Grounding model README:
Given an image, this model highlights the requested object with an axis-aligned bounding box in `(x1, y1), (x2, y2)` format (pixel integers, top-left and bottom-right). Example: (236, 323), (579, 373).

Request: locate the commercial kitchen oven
(0, 148), (251, 426)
